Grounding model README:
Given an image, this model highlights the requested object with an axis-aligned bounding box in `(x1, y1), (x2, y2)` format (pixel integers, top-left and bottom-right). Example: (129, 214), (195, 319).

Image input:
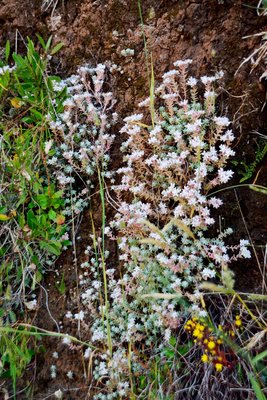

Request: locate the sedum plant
(112, 59), (251, 308)
(47, 63), (117, 195)
(62, 60), (252, 399)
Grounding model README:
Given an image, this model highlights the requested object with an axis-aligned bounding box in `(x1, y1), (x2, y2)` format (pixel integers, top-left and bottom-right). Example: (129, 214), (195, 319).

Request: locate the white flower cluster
(111, 59), (251, 314)
(61, 60), (252, 398)
(47, 63), (116, 193)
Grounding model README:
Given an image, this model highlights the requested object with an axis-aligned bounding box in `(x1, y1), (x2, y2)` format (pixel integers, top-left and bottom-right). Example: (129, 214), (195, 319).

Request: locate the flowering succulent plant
(57, 60), (252, 399)
(111, 59), (250, 307)
(47, 63), (117, 190)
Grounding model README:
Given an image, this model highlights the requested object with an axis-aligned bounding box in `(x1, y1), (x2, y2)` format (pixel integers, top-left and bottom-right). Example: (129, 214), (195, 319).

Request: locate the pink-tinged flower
(187, 77), (198, 87)
(201, 268), (216, 279)
(173, 59), (192, 67)
(214, 116), (230, 127)
(218, 168), (234, 183)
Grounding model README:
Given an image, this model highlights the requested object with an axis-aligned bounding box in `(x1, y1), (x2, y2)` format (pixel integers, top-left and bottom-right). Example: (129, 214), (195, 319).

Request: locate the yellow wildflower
(235, 316), (242, 327)
(215, 363), (223, 372)
(193, 329), (200, 337)
(207, 341), (216, 350)
(201, 354), (209, 363)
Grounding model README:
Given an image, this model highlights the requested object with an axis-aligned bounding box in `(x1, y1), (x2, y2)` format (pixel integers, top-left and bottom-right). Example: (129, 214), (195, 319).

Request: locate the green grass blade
(249, 373), (267, 400)
(252, 349), (267, 366)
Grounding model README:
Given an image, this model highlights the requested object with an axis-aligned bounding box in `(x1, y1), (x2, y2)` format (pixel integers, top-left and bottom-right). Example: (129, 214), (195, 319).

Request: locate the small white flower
(198, 310), (208, 317)
(218, 168), (234, 183)
(24, 299), (37, 310)
(44, 140), (53, 154)
(173, 59), (192, 67)
(214, 116), (230, 127)
(84, 348), (92, 359)
(66, 370), (73, 379)
(187, 76), (197, 87)
(50, 365), (57, 379)
(54, 389), (63, 399)
(138, 97), (150, 107)
(201, 268), (216, 279)
(201, 75), (216, 85)
(123, 113), (143, 123)
(163, 69), (178, 79)
(62, 335), (71, 345)
(204, 90), (216, 99)
(74, 310), (85, 321)
(65, 311), (73, 318)
(164, 328), (171, 342)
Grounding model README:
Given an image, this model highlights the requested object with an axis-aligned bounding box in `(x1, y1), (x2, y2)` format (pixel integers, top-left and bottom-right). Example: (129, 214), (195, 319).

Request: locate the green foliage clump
(0, 36), (68, 389)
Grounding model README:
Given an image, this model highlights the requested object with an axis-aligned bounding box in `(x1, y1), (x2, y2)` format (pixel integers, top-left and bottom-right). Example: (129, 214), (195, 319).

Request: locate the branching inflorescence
(47, 64), (117, 194)
(62, 60), (252, 398)
(111, 59), (251, 314)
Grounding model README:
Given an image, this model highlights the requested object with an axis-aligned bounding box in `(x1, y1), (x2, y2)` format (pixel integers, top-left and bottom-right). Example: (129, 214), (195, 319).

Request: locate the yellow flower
(193, 329), (200, 337)
(201, 354), (209, 363)
(235, 316), (242, 328)
(215, 363), (223, 372)
(207, 341), (216, 350)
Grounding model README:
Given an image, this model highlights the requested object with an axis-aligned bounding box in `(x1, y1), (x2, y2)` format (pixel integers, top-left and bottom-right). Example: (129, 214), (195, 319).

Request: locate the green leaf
(149, 53), (155, 128)
(163, 348), (175, 359)
(30, 109), (43, 121)
(249, 185), (267, 195)
(51, 42), (64, 55)
(0, 246), (7, 257)
(169, 336), (176, 347)
(56, 273), (66, 295)
(36, 34), (46, 50)
(27, 210), (37, 229)
(45, 36), (53, 52)
(39, 240), (62, 256)
(252, 349), (267, 366)
(35, 194), (49, 209)
(249, 373), (267, 400)
(0, 214), (10, 221)
(48, 209), (57, 220)
(8, 310), (17, 323)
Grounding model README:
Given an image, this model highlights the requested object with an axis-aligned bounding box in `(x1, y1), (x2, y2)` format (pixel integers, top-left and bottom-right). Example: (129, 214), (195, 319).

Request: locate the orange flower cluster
(184, 316), (241, 372)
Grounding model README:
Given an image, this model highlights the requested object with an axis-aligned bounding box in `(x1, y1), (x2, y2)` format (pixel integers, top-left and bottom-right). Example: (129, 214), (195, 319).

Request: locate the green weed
(0, 35), (68, 394)
(232, 138), (267, 182)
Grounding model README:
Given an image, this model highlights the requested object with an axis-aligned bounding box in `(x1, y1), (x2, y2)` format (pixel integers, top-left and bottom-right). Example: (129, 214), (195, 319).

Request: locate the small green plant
(233, 138), (267, 182)
(0, 35), (69, 395)
(55, 272), (66, 295)
(0, 36), (68, 310)
(0, 324), (40, 395)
